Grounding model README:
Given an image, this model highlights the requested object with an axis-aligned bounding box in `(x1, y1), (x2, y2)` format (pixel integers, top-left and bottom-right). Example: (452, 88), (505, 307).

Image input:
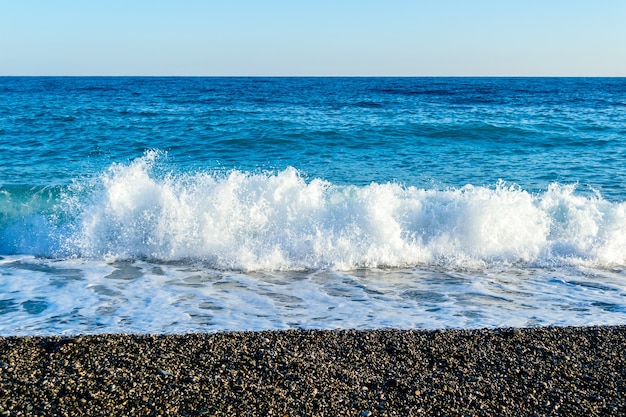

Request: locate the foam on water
(1, 255), (625, 335)
(2, 151), (626, 271)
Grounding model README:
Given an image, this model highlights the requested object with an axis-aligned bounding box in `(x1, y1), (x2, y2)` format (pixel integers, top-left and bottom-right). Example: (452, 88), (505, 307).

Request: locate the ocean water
(1, 76), (626, 335)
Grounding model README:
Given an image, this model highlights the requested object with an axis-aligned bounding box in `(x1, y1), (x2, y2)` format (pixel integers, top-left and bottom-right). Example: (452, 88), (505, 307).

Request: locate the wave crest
(3, 152), (626, 270)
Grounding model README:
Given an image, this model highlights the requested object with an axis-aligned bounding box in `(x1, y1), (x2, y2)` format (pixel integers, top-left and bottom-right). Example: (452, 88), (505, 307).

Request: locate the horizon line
(1, 74), (625, 78)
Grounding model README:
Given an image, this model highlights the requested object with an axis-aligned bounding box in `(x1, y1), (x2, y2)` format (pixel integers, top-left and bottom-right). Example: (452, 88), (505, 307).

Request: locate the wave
(2, 151), (626, 270)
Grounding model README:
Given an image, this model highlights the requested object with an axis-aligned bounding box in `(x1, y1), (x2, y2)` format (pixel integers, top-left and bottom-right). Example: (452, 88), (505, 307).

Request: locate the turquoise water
(2, 77), (626, 195)
(1, 77), (625, 334)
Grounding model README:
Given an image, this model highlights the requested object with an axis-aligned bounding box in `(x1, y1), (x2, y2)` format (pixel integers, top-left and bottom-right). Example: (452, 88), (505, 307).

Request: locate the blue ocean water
(1, 77), (626, 335)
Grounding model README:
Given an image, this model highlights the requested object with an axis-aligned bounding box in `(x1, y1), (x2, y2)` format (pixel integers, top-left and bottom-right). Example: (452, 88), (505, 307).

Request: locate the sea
(1, 77), (626, 335)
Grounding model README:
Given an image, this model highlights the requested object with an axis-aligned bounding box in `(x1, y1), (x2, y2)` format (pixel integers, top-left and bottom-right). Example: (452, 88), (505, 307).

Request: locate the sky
(1, 0), (625, 76)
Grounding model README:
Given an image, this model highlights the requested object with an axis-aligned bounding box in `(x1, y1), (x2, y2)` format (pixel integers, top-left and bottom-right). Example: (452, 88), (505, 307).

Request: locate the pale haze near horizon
(1, 0), (624, 76)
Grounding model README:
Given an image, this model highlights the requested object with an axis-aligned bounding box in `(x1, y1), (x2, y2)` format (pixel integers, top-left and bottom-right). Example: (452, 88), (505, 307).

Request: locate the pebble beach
(1, 326), (625, 416)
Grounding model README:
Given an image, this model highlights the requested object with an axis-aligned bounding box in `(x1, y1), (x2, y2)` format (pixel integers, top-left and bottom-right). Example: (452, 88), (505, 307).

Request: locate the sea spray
(3, 152), (625, 270)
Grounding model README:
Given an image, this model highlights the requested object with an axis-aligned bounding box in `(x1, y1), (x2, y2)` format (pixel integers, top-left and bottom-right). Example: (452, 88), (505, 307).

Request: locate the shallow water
(1, 256), (625, 335)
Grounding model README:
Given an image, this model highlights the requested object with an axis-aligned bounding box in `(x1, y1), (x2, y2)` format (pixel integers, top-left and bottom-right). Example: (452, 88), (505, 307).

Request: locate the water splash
(2, 151), (626, 270)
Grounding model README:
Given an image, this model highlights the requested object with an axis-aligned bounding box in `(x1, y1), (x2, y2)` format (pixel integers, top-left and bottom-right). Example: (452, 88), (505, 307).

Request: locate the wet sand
(1, 326), (625, 416)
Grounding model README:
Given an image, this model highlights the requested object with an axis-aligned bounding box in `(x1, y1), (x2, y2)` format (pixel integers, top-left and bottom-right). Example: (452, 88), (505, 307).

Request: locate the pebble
(0, 326), (624, 416)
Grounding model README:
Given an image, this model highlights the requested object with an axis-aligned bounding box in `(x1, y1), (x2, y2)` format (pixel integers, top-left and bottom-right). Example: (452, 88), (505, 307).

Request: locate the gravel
(1, 326), (625, 416)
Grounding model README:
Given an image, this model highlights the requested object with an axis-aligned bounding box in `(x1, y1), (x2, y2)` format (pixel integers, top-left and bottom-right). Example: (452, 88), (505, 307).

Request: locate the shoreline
(1, 326), (625, 416)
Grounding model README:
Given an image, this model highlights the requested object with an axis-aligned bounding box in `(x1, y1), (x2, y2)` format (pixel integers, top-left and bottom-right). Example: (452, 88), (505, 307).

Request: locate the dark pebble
(1, 326), (625, 416)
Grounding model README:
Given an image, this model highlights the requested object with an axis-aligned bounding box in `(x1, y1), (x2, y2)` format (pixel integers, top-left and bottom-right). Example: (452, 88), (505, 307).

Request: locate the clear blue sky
(1, 0), (624, 76)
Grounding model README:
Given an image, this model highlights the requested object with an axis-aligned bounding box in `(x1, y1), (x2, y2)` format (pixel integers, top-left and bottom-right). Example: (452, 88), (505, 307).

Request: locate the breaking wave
(2, 152), (626, 270)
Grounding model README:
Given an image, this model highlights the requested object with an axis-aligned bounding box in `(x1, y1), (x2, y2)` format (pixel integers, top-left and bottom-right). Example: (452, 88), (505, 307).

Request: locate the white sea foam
(3, 152), (626, 270)
(1, 255), (625, 335)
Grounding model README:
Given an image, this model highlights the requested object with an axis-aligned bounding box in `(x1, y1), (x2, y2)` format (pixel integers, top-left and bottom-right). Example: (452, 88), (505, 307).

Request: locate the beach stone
(0, 326), (625, 416)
